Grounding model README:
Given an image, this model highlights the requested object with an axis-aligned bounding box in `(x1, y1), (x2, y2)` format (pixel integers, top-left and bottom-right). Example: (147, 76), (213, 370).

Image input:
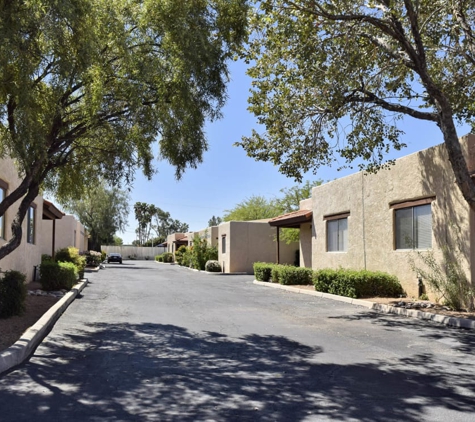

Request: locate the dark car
(107, 253), (122, 264)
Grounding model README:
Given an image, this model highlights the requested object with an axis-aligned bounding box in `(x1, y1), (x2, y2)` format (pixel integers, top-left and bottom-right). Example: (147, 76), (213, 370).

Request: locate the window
(0, 180), (6, 239)
(221, 235), (226, 254)
(27, 205), (36, 244)
(395, 203), (432, 249)
(326, 214), (349, 252)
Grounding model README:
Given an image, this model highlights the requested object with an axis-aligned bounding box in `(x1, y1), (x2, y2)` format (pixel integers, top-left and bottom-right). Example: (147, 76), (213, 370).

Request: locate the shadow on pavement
(0, 323), (474, 421)
(329, 311), (475, 353)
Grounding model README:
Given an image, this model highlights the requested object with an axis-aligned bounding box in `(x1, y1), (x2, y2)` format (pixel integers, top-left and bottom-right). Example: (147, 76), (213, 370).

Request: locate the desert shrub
(174, 245), (188, 265)
(0, 270), (27, 318)
(278, 266), (314, 285)
(155, 255), (163, 262)
(409, 237), (474, 311)
(181, 248), (193, 267)
(271, 265), (282, 284)
(41, 254), (53, 263)
(55, 247), (86, 275)
(101, 250), (107, 262)
(205, 260), (221, 272)
(85, 250), (102, 266)
(161, 252), (174, 263)
(313, 268), (403, 299)
(206, 245), (218, 262)
(253, 262), (276, 282)
(40, 261), (78, 291)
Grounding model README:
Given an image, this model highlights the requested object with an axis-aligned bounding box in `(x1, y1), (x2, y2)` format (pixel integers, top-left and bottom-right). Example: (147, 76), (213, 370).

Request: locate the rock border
(253, 280), (475, 330)
(0, 279), (88, 375)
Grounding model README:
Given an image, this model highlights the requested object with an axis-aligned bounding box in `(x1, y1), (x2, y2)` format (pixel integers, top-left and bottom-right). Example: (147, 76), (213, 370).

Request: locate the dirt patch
(0, 282), (59, 352)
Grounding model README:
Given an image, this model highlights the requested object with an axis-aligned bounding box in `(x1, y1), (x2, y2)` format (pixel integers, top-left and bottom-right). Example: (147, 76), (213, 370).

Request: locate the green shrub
(271, 265), (282, 284)
(101, 250), (107, 262)
(253, 262), (276, 282)
(174, 245), (188, 265)
(205, 260), (221, 272)
(41, 254), (53, 263)
(155, 255), (163, 262)
(85, 250), (102, 266)
(161, 252), (174, 263)
(181, 249), (193, 267)
(0, 270), (27, 318)
(313, 268), (403, 299)
(55, 247), (86, 275)
(278, 266), (314, 285)
(40, 261), (78, 291)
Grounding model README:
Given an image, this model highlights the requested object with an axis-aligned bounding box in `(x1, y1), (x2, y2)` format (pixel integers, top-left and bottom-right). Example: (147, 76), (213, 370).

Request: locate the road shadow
(329, 310), (475, 353)
(0, 323), (474, 421)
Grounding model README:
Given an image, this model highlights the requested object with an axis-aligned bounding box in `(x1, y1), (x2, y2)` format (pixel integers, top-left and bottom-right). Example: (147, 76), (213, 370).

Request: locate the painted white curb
(0, 279), (88, 374)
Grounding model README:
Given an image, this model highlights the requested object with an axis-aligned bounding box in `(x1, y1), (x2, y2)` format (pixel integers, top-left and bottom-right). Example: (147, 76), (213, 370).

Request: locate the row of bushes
(40, 247), (85, 291)
(156, 235), (221, 272)
(254, 262), (404, 298)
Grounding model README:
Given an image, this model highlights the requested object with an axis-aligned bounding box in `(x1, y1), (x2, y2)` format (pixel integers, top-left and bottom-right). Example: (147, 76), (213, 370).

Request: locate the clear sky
(118, 59), (471, 245)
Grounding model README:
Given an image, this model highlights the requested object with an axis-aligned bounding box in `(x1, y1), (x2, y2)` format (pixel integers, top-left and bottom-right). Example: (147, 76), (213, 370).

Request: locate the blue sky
(119, 59), (471, 244)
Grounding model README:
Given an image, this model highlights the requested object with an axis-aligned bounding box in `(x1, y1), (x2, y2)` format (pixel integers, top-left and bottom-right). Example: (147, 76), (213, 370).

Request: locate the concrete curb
(253, 280), (475, 330)
(0, 279), (88, 375)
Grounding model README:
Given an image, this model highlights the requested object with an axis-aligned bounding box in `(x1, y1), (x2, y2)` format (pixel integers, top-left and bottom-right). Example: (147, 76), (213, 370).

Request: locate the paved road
(0, 262), (474, 421)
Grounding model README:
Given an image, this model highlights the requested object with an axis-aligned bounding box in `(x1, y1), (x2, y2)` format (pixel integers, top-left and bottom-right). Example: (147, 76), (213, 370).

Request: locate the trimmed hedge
(40, 261), (78, 291)
(0, 270), (27, 318)
(155, 255), (163, 262)
(161, 252), (174, 263)
(276, 266), (314, 285)
(253, 262), (276, 282)
(313, 268), (403, 298)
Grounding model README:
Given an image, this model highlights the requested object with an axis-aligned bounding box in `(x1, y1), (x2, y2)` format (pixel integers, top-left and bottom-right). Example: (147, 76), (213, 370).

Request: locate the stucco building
(271, 134), (475, 299)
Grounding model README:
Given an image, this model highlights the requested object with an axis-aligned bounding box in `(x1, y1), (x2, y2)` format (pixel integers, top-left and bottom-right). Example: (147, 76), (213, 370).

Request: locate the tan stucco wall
(0, 158), (44, 281)
(310, 134), (475, 299)
(40, 215), (87, 256)
(166, 233), (186, 253)
(218, 221), (298, 274)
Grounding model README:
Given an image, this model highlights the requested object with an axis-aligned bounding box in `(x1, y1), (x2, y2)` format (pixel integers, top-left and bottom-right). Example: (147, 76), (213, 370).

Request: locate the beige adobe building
(218, 220), (298, 274)
(272, 134), (475, 299)
(40, 214), (88, 257)
(0, 158), (63, 281)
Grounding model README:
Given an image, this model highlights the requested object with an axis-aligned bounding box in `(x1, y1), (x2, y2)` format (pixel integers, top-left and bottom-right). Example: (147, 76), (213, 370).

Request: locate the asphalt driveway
(0, 261), (474, 421)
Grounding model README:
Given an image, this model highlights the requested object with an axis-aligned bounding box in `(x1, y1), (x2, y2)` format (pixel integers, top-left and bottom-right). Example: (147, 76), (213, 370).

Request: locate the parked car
(107, 253), (123, 264)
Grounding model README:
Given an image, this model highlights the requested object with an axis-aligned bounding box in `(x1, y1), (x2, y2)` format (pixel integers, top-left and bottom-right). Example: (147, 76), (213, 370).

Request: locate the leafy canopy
(238, 0), (475, 209)
(0, 0), (248, 259)
(61, 182), (130, 251)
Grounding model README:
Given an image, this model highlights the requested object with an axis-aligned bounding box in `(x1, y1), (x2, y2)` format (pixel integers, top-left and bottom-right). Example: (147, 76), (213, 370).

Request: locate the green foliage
(189, 234), (218, 270)
(205, 260), (222, 272)
(101, 251), (107, 262)
(0, 0), (249, 261)
(113, 236), (123, 246)
(41, 254), (53, 263)
(238, 1), (475, 213)
(161, 252), (174, 263)
(134, 202), (189, 246)
(0, 270), (27, 318)
(174, 245), (189, 266)
(54, 247), (86, 276)
(313, 269), (403, 299)
(181, 248), (193, 268)
(253, 262), (276, 282)
(156, 255), (163, 262)
(61, 183), (129, 252)
(85, 251), (102, 267)
(208, 216), (223, 227)
(278, 266), (314, 286)
(223, 195), (280, 221)
(40, 261), (78, 291)
(410, 242), (474, 311)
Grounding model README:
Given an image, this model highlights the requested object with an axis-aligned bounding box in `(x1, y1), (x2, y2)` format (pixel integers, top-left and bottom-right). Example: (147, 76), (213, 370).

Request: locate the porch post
(52, 219), (56, 259)
(276, 226), (280, 264)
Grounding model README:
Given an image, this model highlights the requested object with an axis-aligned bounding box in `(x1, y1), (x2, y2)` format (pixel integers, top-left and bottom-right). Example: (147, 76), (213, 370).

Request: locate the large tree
(0, 0), (248, 259)
(223, 195), (280, 221)
(238, 1), (475, 210)
(61, 183), (129, 251)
